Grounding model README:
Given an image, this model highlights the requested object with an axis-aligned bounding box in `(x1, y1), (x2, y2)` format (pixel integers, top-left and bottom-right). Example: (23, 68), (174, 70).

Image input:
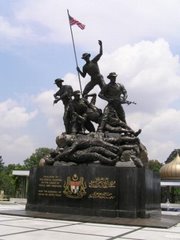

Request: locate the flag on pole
(68, 15), (85, 30)
(67, 10), (84, 94)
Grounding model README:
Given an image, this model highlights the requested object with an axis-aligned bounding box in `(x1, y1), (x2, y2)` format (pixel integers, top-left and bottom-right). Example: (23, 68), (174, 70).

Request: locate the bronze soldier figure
(84, 93), (102, 124)
(69, 90), (95, 134)
(98, 103), (141, 136)
(55, 133), (119, 165)
(77, 40), (105, 97)
(99, 72), (127, 123)
(53, 78), (73, 133)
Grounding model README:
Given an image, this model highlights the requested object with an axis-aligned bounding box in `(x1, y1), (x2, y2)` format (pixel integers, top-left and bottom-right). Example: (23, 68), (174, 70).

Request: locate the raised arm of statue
(92, 40), (103, 62)
(98, 40), (103, 56)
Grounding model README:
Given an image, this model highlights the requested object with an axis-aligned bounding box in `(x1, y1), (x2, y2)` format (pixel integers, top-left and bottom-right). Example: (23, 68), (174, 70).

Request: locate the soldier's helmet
(107, 72), (118, 79)
(54, 78), (64, 84)
(73, 90), (81, 96)
(81, 53), (91, 59)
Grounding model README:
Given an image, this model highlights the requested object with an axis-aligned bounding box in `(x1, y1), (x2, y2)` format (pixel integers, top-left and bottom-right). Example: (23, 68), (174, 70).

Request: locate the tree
(4, 163), (26, 174)
(0, 160), (20, 197)
(0, 156), (4, 172)
(0, 171), (15, 197)
(148, 159), (163, 172)
(4, 164), (29, 198)
(23, 147), (53, 169)
(0, 157), (28, 198)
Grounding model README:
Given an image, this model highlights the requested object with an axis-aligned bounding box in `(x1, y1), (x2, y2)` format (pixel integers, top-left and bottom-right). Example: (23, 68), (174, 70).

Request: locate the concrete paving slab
(143, 225), (180, 233)
(0, 217), (81, 230)
(0, 215), (178, 240)
(121, 227), (180, 240)
(0, 224), (37, 237)
(0, 203), (179, 240)
(0, 208), (179, 229)
(48, 223), (140, 237)
(0, 229), (108, 240)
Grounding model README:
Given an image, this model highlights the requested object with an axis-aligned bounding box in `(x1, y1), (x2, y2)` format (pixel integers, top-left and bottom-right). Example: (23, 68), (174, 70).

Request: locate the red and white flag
(69, 15), (85, 30)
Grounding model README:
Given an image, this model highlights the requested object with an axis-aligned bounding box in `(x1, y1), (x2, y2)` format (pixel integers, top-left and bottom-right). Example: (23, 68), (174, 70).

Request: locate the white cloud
(0, 99), (38, 164)
(101, 39), (180, 113)
(0, 99), (37, 130)
(142, 109), (180, 141)
(1, 0), (180, 49)
(33, 90), (64, 133)
(0, 134), (35, 165)
(127, 108), (180, 162)
(0, 16), (23, 38)
(145, 140), (179, 163)
(0, 16), (35, 49)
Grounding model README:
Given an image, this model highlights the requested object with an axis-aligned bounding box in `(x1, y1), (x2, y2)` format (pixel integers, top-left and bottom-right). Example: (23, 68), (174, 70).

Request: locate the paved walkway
(0, 202), (179, 240)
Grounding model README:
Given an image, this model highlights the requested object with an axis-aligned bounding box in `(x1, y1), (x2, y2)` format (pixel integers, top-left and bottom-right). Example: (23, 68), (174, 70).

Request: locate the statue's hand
(53, 99), (59, 104)
(98, 40), (102, 46)
(76, 66), (80, 72)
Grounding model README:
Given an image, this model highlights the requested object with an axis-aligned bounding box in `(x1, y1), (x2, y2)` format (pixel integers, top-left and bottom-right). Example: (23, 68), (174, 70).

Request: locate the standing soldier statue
(99, 72), (128, 123)
(53, 78), (73, 134)
(77, 40), (105, 97)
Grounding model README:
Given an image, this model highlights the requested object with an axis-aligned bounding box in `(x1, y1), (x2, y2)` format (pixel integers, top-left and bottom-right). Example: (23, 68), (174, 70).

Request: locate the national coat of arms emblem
(63, 174), (87, 198)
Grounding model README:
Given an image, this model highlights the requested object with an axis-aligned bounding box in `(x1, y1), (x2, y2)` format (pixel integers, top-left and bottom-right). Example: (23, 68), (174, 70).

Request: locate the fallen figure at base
(39, 132), (147, 167)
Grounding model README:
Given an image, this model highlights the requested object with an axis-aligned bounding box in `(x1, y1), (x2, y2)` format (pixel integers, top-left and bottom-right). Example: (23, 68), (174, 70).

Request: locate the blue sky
(0, 0), (180, 164)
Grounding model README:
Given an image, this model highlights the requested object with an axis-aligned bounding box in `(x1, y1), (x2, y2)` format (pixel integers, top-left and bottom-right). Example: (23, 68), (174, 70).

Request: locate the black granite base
(26, 165), (161, 218)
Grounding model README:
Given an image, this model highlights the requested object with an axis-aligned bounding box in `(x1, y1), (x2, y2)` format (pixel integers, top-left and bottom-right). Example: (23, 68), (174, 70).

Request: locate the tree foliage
(0, 155), (31, 197)
(23, 147), (53, 169)
(0, 171), (15, 196)
(0, 148), (53, 197)
(0, 157), (17, 196)
(148, 159), (163, 172)
(0, 156), (4, 172)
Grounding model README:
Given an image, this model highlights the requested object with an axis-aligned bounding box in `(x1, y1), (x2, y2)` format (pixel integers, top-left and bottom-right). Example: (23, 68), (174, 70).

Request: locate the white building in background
(12, 170), (30, 198)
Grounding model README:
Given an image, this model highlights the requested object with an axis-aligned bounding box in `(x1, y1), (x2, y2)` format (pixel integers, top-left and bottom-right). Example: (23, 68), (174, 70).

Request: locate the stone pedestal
(26, 165), (161, 218)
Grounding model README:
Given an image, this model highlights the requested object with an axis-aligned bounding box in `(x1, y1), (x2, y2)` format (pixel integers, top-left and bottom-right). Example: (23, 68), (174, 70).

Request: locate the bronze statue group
(40, 40), (148, 168)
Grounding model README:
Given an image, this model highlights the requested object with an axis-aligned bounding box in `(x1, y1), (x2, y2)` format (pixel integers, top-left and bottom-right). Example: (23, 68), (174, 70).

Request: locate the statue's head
(54, 78), (64, 86)
(81, 53), (91, 60)
(73, 90), (81, 99)
(107, 72), (117, 79)
(56, 133), (74, 148)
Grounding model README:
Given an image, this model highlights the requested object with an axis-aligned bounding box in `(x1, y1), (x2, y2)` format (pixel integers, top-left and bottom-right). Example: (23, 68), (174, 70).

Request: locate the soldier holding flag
(77, 40), (105, 97)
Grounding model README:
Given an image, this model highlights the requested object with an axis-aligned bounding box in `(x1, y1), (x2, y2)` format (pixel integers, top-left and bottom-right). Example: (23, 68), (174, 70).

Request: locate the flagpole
(67, 9), (83, 94)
